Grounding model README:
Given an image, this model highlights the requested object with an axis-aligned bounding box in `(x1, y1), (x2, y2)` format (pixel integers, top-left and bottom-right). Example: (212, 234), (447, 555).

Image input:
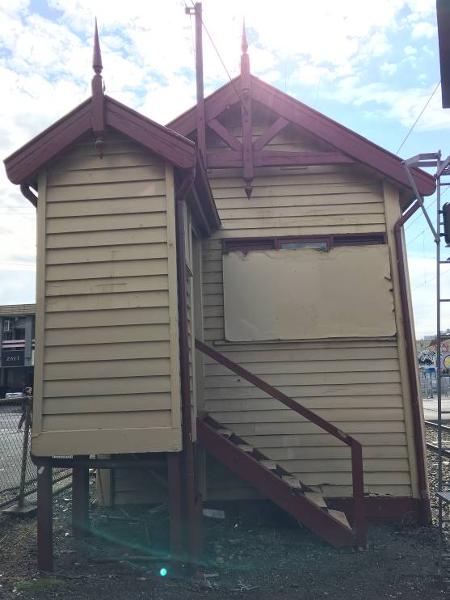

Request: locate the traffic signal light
(443, 203), (450, 244)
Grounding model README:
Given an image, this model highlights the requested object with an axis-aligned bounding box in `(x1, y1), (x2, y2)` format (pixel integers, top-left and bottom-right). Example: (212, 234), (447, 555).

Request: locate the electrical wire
(396, 81), (441, 154)
(407, 227), (427, 246)
(412, 267), (450, 292)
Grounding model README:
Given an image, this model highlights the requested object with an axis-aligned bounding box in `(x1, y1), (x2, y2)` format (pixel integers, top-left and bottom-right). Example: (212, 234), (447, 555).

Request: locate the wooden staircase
(195, 339), (367, 549)
(198, 415), (354, 548)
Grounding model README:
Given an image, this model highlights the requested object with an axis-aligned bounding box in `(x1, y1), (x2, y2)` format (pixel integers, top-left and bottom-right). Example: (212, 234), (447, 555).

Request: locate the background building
(0, 304), (35, 396)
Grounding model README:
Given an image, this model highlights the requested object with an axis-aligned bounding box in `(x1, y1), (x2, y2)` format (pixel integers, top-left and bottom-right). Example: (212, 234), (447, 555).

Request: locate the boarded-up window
(223, 245), (396, 341)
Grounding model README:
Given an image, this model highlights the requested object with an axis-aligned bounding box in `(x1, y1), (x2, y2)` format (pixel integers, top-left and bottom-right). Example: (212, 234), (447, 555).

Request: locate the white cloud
(411, 21), (435, 39)
(408, 253), (450, 338)
(380, 62), (398, 76)
(404, 45), (417, 56)
(0, 0), (444, 339)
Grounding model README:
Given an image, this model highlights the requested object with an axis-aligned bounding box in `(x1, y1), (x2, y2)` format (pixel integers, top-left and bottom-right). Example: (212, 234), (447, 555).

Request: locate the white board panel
(223, 245), (396, 341)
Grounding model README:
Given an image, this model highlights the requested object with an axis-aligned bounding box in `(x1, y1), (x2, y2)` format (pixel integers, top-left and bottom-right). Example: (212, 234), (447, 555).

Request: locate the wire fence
(0, 400), (71, 509)
(420, 370), (450, 399)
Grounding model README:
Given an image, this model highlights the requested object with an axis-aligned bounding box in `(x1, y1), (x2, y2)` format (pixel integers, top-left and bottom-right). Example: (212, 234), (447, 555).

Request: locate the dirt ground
(0, 442), (449, 600)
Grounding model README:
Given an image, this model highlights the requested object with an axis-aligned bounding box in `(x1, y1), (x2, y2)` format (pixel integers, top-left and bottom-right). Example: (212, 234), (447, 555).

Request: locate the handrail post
(351, 440), (366, 548)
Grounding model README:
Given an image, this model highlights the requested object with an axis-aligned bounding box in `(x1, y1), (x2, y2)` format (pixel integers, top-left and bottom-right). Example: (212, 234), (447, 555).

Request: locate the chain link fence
(0, 399), (71, 509)
(419, 370), (450, 399)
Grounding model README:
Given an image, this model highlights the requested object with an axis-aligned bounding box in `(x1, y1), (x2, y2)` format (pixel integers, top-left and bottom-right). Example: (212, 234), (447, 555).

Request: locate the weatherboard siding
(199, 156), (413, 500)
(32, 131), (182, 456)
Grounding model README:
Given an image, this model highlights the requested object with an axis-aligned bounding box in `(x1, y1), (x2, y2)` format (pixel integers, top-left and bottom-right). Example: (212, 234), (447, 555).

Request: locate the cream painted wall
(32, 132), (182, 456)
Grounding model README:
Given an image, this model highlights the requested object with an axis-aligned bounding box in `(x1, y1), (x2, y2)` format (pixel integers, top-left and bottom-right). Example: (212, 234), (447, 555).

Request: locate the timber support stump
(72, 455), (90, 537)
(37, 459), (53, 572)
(167, 452), (183, 560)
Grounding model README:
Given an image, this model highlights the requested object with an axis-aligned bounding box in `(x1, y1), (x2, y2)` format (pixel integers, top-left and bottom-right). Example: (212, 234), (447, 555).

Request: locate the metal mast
(405, 151), (450, 585)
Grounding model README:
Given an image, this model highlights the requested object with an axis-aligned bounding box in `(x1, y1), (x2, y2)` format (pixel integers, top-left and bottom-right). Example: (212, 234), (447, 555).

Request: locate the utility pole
(185, 2), (206, 163)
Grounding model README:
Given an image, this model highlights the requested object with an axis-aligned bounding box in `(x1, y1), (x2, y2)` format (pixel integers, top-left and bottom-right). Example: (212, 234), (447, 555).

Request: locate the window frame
(222, 232), (387, 255)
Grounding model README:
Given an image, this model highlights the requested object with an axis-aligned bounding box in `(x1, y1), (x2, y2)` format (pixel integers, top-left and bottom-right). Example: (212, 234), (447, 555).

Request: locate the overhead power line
(396, 81), (441, 154)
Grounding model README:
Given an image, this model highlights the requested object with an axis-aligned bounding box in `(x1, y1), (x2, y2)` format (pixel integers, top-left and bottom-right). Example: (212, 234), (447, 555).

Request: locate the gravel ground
(0, 440), (449, 600)
(425, 424), (450, 527)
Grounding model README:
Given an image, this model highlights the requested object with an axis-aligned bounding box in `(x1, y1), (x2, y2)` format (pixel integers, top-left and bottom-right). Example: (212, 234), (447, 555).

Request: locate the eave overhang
(4, 95), (197, 186)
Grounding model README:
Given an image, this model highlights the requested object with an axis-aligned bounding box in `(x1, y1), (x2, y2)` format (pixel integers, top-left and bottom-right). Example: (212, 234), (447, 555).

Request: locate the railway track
(425, 420), (450, 459)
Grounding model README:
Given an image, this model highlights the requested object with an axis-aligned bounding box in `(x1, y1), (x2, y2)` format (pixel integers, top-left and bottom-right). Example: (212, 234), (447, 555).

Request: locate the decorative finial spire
(241, 20), (248, 55)
(240, 18), (253, 198)
(91, 18), (105, 156)
(93, 18), (103, 75)
(240, 19), (250, 81)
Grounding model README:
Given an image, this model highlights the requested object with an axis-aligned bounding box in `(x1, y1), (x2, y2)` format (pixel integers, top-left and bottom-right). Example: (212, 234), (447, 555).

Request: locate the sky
(0, 0), (449, 337)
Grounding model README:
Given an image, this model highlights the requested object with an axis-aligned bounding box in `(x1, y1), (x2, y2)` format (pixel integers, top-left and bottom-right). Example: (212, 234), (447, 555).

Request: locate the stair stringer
(198, 418), (355, 548)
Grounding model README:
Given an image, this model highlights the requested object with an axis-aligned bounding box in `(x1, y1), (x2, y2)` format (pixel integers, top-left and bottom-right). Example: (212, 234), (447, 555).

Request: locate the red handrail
(195, 339), (366, 547)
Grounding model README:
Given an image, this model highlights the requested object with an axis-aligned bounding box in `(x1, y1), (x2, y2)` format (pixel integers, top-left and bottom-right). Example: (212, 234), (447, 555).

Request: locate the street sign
(1, 350), (25, 367)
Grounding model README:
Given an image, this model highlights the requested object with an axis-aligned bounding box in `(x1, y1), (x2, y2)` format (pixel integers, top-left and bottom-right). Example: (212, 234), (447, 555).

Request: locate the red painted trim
(198, 418), (355, 547)
(193, 152), (221, 233)
(206, 149), (354, 168)
(207, 118), (242, 151)
(222, 232), (386, 253)
(37, 458), (53, 572)
(250, 77), (435, 196)
(253, 116), (289, 152)
(91, 22), (104, 139)
(394, 202), (431, 525)
(207, 150), (242, 168)
(175, 174), (203, 561)
(5, 100), (92, 185)
(212, 497), (422, 524)
(5, 95), (198, 185)
(72, 455), (90, 538)
(196, 339), (366, 546)
(197, 340), (355, 445)
(20, 184), (38, 207)
(106, 97), (195, 168)
(240, 46), (253, 197)
(327, 496), (421, 524)
(255, 150), (354, 167)
(91, 76), (105, 136)
(168, 75), (435, 197)
(169, 77), (240, 136)
(167, 452), (183, 559)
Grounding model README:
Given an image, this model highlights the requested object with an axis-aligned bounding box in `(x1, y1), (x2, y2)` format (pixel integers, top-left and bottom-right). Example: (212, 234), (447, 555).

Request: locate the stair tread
(327, 509), (351, 529)
(282, 475), (302, 489)
(260, 460), (277, 470)
(304, 492), (327, 508)
(200, 416), (359, 547)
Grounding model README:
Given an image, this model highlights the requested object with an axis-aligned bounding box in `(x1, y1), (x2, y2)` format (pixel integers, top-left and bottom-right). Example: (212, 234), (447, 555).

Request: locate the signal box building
(4, 25), (435, 569)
